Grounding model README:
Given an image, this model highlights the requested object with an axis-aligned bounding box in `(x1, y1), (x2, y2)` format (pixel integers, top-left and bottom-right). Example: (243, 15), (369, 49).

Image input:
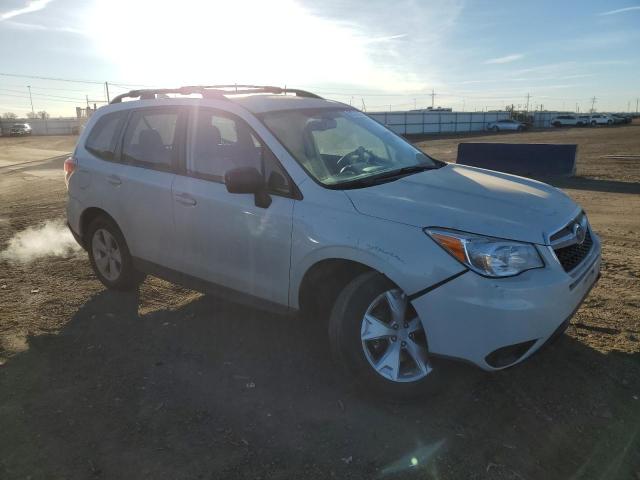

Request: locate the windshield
(260, 108), (440, 187)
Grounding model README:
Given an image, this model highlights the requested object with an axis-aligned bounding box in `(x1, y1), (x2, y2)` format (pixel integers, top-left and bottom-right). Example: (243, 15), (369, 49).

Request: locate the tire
(329, 271), (443, 399)
(591, 121), (597, 127)
(86, 216), (145, 291)
(517, 126), (524, 132)
(492, 126), (499, 132)
(552, 121), (560, 127)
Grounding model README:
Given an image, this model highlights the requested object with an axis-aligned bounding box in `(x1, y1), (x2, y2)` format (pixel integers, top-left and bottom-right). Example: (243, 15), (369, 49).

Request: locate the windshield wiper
(378, 164), (438, 178)
(334, 164), (442, 189)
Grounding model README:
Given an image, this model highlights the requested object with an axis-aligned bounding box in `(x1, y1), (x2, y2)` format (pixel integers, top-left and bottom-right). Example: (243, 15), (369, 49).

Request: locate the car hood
(344, 164), (579, 245)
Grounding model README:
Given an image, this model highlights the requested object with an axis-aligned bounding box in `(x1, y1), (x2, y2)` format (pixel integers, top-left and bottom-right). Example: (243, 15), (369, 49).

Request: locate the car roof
(232, 94), (348, 114)
(107, 85), (350, 115)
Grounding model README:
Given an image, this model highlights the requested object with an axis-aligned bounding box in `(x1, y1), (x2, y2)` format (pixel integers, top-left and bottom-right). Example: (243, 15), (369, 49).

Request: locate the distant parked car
(551, 115), (578, 127)
(487, 119), (525, 132)
(610, 114), (632, 124)
(609, 114), (626, 125)
(576, 115), (591, 126)
(9, 123), (32, 136)
(589, 114), (613, 126)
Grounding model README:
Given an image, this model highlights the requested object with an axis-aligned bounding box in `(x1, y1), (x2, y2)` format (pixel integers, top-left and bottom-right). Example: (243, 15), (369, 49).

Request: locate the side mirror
(224, 167), (272, 208)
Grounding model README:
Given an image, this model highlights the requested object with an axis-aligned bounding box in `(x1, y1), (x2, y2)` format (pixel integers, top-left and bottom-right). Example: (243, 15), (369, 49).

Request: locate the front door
(172, 108), (295, 307)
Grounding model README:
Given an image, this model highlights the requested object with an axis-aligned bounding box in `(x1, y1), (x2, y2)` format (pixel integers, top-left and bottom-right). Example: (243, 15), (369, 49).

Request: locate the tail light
(64, 156), (77, 187)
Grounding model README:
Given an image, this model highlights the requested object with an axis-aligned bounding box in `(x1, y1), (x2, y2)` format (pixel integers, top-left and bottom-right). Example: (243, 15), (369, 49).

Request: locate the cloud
(365, 33), (408, 44)
(3, 20), (83, 33)
(0, 0), (54, 21)
(599, 6), (640, 16)
(484, 54), (524, 64)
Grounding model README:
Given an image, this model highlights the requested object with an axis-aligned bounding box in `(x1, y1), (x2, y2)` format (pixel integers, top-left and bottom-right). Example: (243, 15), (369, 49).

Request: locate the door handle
(106, 174), (122, 186)
(174, 193), (197, 206)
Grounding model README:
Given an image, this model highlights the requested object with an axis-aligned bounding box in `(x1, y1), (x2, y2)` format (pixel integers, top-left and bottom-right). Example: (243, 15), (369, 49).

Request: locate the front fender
(289, 195), (464, 309)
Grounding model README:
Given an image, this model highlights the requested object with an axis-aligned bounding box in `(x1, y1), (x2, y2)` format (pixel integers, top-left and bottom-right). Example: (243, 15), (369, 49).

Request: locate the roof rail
(109, 85), (322, 104)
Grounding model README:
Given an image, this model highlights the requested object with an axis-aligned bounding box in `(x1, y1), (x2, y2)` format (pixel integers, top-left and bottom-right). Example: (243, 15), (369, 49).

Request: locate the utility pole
(105, 81), (110, 103)
(575, 102), (579, 113)
(361, 98), (366, 112)
(590, 96), (597, 113)
(525, 93), (531, 113)
(431, 88), (435, 109)
(636, 98), (639, 113)
(27, 85), (34, 116)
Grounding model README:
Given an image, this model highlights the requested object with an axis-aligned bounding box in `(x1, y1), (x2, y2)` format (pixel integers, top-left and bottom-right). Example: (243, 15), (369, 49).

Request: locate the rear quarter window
(85, 112), (127, 161)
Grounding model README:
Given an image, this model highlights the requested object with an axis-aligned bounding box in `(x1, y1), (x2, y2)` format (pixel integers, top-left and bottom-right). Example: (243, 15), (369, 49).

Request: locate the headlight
(425, 228), (544, 277)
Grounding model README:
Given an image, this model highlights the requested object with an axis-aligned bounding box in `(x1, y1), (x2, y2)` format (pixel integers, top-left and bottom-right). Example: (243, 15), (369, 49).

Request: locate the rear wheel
(87, 216), (145, 290)
(591, 120), (597, 126)
(329, 271), (441, 398)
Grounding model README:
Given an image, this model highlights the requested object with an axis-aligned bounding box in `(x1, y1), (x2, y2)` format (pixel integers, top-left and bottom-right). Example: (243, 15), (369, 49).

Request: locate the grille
(554, 230), (593, 272)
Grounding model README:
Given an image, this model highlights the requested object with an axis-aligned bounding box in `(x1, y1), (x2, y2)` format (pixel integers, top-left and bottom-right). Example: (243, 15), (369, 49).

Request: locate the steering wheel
(336, 146), (371, 170)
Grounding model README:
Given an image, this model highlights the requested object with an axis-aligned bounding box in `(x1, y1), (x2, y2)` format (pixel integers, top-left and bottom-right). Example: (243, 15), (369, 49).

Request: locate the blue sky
(0, 0), (638, 116)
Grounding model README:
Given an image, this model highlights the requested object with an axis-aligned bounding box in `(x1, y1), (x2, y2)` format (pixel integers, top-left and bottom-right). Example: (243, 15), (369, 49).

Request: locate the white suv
(589, 114), (613, 126)
(66, 86), (601, 397)
(551, 115), (578, 127)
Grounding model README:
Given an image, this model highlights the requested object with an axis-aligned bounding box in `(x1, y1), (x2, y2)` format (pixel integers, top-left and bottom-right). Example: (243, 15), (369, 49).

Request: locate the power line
(0, 87), (86, 102)
(0, 72), (104, 85)
(0, 92), (81, 104)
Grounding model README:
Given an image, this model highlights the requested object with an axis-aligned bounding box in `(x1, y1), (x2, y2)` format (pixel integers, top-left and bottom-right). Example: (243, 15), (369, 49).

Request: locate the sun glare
(90, 0), (425, 91)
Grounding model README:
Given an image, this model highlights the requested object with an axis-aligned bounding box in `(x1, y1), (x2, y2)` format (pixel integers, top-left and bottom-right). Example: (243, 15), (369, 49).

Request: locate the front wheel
(492, 126), (499, 132)
(329, 271), (441, 398)
(87, 216), (145, 290)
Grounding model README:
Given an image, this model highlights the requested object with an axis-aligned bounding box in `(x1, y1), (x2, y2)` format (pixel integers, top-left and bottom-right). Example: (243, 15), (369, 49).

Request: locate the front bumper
(411, 233), (601, 371)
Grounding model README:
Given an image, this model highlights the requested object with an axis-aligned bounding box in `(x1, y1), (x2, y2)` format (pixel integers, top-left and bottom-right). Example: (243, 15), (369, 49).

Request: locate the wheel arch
(78, 207), (119, 248)
(297, 257), (392, 320)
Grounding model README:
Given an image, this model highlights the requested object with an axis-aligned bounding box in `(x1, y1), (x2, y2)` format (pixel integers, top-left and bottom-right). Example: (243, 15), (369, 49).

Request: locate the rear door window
(85, 111), (127, 161)
(122, 108), (182, 171)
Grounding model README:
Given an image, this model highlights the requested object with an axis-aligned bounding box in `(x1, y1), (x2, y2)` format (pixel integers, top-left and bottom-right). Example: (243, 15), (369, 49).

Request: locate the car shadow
(1, 288), (639, 479)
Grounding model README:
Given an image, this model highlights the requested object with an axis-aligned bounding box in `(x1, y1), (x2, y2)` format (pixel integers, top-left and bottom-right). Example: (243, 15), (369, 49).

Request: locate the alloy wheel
(360, 289), (432, 382)
(91, 228), (122, 282)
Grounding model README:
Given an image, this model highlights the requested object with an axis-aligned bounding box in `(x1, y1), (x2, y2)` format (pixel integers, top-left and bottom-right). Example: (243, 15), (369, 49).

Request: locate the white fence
(0, 118), (80, 136)
(367, 111), (511, 135)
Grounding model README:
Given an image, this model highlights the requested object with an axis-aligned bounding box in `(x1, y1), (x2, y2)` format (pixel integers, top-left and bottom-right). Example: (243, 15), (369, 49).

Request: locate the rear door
(116, 106), (186, 269)
(171, 107), (295, 307)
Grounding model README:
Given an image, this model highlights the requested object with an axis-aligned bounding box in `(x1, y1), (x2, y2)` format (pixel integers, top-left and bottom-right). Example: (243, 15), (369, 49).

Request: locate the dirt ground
(1, 125), (639, 479)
